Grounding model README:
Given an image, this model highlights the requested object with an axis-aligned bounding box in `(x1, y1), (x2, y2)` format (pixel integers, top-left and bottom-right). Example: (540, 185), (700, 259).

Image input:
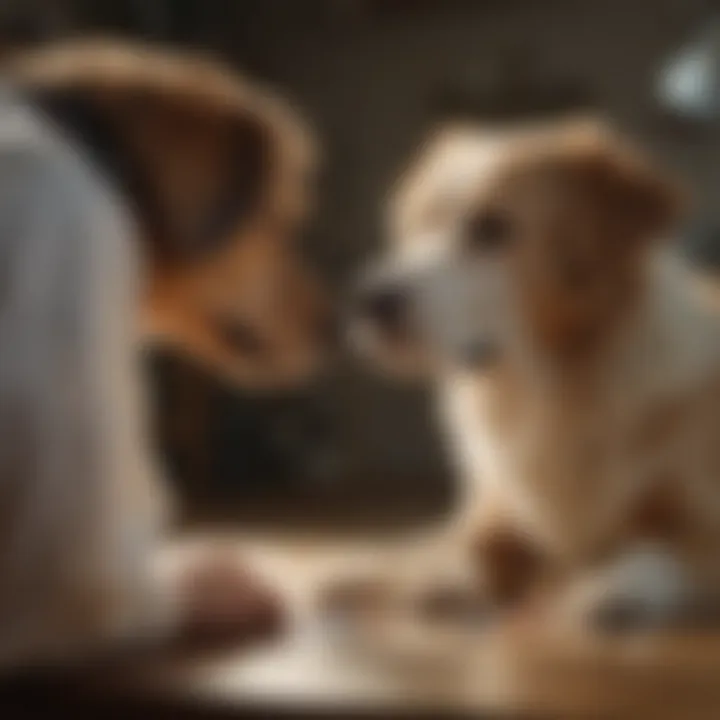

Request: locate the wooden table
(4, 531), (720, 719)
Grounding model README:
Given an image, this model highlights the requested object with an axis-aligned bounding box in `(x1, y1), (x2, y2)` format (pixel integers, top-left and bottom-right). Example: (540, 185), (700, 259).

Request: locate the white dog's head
(351, 119), (682, 378)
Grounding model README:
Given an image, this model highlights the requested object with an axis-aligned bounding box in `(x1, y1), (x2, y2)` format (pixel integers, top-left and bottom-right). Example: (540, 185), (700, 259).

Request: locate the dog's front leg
(317, 491), (549, 624)
(394, 492), (551, 621)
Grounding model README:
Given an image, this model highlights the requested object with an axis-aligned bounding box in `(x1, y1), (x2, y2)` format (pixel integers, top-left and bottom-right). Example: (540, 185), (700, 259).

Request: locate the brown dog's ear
(87, 88), (275, 262)
(27, 86), (274, 262)
(190, 116), (271, 257)
(9, 41), (298, 264)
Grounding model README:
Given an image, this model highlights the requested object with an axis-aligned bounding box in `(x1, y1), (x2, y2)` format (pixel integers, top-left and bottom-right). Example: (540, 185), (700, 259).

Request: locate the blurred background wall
(2, 0), (719, 524)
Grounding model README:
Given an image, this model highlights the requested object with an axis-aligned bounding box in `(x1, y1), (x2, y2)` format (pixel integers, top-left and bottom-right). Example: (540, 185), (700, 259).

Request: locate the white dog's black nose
(357, 286), (408, 333)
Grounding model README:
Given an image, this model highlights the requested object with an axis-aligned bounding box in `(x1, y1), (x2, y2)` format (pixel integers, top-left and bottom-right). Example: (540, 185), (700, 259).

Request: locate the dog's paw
(171, 547), (286, 646)
(561, 545), (695, 634)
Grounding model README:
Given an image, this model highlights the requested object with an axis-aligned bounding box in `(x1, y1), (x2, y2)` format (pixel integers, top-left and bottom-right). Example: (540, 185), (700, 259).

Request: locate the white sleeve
(0, 141), (175, 665)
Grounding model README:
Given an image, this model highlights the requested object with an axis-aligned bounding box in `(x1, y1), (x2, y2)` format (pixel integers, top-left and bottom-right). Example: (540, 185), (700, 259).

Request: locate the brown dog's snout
(317, 305), (341, 347)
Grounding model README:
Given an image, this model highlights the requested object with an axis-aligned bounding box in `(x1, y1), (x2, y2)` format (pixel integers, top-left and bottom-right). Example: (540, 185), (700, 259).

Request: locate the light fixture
(658, 21), (720, 120)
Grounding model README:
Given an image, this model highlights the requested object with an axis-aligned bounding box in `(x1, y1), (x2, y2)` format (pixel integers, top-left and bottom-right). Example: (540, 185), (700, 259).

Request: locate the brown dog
(10, 39), (329, 387)
(0, 40), (329, 666)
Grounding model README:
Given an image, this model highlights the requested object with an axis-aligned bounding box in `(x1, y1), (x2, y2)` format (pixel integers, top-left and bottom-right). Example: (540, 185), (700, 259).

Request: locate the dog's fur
(354, 119), (720, 628)
(0, 40), (328, 666)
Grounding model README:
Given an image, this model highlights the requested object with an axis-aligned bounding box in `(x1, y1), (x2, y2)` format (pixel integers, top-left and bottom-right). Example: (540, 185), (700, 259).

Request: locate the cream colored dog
(352, 118), (720, 630)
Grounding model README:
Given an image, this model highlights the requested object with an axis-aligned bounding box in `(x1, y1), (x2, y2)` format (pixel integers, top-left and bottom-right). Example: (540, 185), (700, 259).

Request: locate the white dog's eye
(466, 209), (513, 252)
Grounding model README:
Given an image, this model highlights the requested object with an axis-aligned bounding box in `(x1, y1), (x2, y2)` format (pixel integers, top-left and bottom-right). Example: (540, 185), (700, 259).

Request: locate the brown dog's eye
(466, 209), (513, 252)
(215, 317), (267, 357)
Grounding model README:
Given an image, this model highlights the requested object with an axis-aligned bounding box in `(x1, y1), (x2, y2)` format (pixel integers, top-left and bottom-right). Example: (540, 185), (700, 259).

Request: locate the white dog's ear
(562, 130), (684, 248)
(606, 150), (684, 246)
(554, 118), (684, 246)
